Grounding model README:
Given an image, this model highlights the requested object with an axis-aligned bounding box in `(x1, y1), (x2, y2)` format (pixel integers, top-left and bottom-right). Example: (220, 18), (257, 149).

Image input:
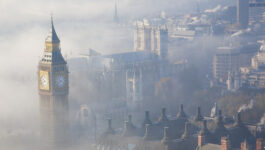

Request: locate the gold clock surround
(39, 70), (50, 91)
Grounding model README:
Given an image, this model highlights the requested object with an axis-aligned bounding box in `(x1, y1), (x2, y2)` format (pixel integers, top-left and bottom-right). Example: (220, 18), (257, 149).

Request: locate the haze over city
(0, 0), (265, 150)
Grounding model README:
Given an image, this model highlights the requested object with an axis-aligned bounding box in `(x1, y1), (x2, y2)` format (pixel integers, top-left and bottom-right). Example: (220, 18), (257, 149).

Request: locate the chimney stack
(217, 110), (225, 128)
(144, 124), (152, 140)
(181, 122), (191, 139)
(177, 104), (187, 119)
(104, 119), (115, 135)
(241, 139), (251, 150)
(235, 112), (243, 127)
(256, 138), (264, 150)
(198, 120), (209, 147)
(198, 133), (206, 147)
(195, 107), (203, 121)
(161, 127), (170, 144)
(158, 108), (169, 123)
(221, 136), (231, 150)
(142, 111), (152, 128)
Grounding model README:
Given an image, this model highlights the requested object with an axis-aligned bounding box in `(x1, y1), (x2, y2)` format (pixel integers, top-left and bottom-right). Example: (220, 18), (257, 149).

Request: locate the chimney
(144, 124), (152, 140)
(104, 119), (115, 135)
(195, 107), (203, 121)
(241, 139), (251, 150)
(142, 111), (152, 128)
(177, 104), (187, 119)
(158, 108), (168, 123)
(161, 127), (170, 144)
(161, 127), (171, 150)
(221, 136), (231, 150)
(122, 121), (129, 137)
(128, 114), (132, 123)
(198, 120), (210, 147)
(235, 112), (243, 127)
(256, 138), (264, 150)
(181, 122), (191, 139)
(128, 114), (135, 128)
(198, 133), (206, 147)
(217, 110), (225, 128)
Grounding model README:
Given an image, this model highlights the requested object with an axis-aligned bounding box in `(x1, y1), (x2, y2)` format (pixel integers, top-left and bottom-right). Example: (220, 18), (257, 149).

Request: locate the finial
(50, 13), (54, 24)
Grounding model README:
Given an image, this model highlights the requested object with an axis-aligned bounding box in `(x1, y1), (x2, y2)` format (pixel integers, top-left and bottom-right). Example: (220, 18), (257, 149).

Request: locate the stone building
(75, 22), (187, 111)
(134, 21), (168, 60)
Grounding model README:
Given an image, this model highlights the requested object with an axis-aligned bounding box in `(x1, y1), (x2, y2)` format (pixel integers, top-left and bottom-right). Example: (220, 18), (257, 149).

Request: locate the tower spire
(46, 15), (60, 43)
(45, 16), (61, 52)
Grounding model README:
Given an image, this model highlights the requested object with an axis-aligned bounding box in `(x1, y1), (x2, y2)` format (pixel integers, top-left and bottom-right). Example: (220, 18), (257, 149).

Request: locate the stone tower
(38, 17), (69, 148)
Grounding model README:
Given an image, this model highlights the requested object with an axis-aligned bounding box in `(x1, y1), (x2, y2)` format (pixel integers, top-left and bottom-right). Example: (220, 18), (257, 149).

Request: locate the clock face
(55, 75), (65, 88)
(39, 71), (49, 90)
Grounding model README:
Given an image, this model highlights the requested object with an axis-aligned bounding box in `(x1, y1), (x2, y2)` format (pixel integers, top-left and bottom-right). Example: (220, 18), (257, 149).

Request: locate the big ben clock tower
(38, 17), (69, 147)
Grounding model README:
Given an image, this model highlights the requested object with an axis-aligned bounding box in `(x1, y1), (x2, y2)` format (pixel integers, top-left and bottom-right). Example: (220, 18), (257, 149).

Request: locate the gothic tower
(38, 17), (69, 147)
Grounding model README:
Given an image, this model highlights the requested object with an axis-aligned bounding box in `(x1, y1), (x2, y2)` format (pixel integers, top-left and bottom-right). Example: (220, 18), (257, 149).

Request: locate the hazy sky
(0, 0), (234, 149)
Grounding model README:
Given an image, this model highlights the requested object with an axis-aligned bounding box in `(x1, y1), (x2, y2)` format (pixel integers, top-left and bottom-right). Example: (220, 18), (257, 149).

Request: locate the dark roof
(45, 17), (60, 43)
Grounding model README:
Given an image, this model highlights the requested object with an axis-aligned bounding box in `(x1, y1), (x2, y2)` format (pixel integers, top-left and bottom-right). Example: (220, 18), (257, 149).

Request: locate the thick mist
(0, 0), (235, 149)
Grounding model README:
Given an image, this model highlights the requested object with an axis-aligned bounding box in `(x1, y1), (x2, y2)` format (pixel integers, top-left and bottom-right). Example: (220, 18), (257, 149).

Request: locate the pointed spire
(46, 15), (60, 43)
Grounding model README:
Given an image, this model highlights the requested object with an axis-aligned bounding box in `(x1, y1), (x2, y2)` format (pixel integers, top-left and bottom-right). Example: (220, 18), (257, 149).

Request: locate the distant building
(69, 22), (187, 110)
(240, 41), (265, 89)
(237, 0), (249, 28)
(134, 21), (168, 60)
(212, 44), (258, 86)
(249, 0), (265, 27)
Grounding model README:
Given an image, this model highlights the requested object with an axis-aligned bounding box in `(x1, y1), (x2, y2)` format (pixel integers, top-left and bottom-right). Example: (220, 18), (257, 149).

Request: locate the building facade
(212, 44), (258, 86)
(134, 21), (168, 60)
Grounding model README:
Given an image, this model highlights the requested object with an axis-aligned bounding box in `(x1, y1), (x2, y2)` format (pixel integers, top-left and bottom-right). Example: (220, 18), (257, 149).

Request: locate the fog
(0, 0), (235, 149)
